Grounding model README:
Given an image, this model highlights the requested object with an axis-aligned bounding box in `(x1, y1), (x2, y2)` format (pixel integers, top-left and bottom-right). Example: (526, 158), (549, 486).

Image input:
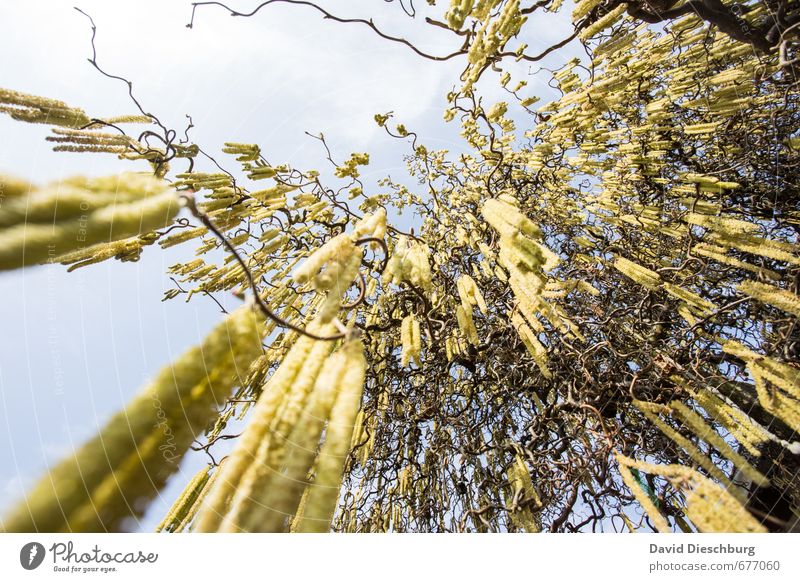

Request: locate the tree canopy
(1, 0), (799, 533)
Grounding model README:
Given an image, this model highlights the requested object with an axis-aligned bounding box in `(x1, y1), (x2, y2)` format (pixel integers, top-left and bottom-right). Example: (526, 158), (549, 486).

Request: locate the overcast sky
(0, 0), (574, 531)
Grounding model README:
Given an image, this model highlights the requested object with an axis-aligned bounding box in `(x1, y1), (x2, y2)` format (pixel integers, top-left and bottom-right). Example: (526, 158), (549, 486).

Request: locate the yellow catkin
(411, 316), (422, 361)
(0, 173), (173, 226)
(456, 304), (480, 346)
(293, 233), (356, 285)
(215, 331), (336, 532)
(578, 3), (628, 41)
(613, 256), (661, 289)
(0, 173), (180, 271)
(53, 232), (158, 271)
(458, 274), (487, 314)
(238, 340), (358, 532)
(662, 282), (715, 316)
(670, 374), (770, 456)
(691, 389), (769, 457)
(482, 197), (542, 239)
(192, 329), (323, 532)
(506, 453), (541, 532)
(401, 315), (422, 366)
(752, 366), (800, 433)
(722, 341), (800, 433)
(738, 279), (800, 318)
(693, 242), (781, 280)
(383, 236), (434, 292)
(616, 455), (767, 533)
(155, 466), (211, 533)
(617, 460), (670, 532)
(685, 212), (760, 236)
(572, 0), (604, 22)
(174, 461), (225, 532)
(633, 400), (742, 500)
(511, 312), (552, 378)
(0, 174), (32, 199)
(711, 232), (800, 266)
(296, 340), (367, 532)
(669, 401), (768, 486)
(2, 306), (264, 532)
(401, 315), (412, 366)
(318, 251), (363, 323)
(0, 87), (91, 127)
(288, 483), (312, 533)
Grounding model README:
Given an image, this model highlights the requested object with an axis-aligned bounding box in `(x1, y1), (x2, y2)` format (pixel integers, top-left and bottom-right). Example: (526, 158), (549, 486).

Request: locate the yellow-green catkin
(55, 232), (159, 271)
(172, 461), (226, 533)
(690, 387), (770, 457)
(456, 304), (480, 346)
(616, 454), (767, 533)
(0, 87), (91, 128)
(613, 256), (661, 290)
(292, 212), (386, 323)
(217, 336), (336, 532)
(738, 280), (800, 318)
(506, 453), (541, 532)
(0, 173), (180, 271)
(401, 314), (422, 366)
(383, 236), (434, 292)
(669, 401), (769, 487)
(1, 306), (264, 532)
(295, 339), (367, 532)
(193, 323), (335, 532)
(633, 400), (742, 500)
(510, 312), (552, 378)
(155, 466), (211, 533)
(237, 340), (359, 532)
(723, 341), (800, 433)
(617, 458), (670, 533)
(457, 274), (487, 314)
(0, 174), (32, 200)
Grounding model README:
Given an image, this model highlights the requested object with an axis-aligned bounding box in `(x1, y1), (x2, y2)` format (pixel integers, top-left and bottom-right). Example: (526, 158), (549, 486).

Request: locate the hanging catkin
(738, 279), (800, 318)
(616, 454), (767, 533)
(193, 214), (381, 531)
(236, 339), (356, 532)
(506, 452), (541, 532)
(457, 274), (487, 314)
(0, 173), (180, 271)
(668, 400), (769, 487)
(0, 87), (91, 128)
(201, 329), (336, 532)
(689, 386), (771, 457)
(170, 460), (227, 533)
(723, 341), (800, 433)
(400, 314), (422, 366)
(617, 459), (670, 533)
(244, 338), (367, 532)
(1, 306), (264, 532)
(295, 339), (367, 532)
(192, 349), (317, 534)
(155, 466), (211, 533)
(632, 400), (742, 500)
(456, 303), (480, 346)
(383, 236), (435, 292)
(0, 174), (32, 199)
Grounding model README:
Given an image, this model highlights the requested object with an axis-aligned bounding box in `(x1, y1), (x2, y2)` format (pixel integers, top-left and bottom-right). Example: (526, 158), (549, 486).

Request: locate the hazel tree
(1, 0), (799, 533)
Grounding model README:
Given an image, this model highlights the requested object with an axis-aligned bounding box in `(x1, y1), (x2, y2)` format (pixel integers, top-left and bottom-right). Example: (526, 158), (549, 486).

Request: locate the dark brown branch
(187, 0), (467, 61)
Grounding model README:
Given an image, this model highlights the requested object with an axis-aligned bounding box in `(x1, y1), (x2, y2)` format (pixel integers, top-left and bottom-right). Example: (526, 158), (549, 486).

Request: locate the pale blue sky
(0, 0), (575, 531)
